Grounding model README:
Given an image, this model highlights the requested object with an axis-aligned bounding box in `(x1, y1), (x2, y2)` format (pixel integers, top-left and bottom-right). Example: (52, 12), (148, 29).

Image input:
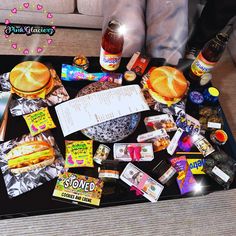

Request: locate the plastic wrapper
(0, 72), (70, 116)
(203, 149), (236, 189)
(61, 64), (123, 84)
(0, 131), (65, 198)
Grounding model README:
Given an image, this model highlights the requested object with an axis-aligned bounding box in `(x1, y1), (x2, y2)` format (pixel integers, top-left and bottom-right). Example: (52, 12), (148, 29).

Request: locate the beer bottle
(189, 24), (233, 86)
(100, 20), (124, 71)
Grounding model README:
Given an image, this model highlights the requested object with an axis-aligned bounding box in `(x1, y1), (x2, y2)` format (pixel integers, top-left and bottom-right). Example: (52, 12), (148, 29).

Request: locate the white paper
(56, 85), (149, 136)
(167, 128), (184, 155)
(207, 122), (222, 129)
(212, 166), (230, 183)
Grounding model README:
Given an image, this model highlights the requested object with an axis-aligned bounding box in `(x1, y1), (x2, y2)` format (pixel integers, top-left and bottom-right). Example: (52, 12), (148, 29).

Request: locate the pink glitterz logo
(2, 2), (56, 55)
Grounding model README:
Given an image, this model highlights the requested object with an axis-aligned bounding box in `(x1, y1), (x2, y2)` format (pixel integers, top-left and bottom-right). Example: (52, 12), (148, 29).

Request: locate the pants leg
(102, 0), (146, 56)
(146, 0), (188, 65)
(188, 0), (236, 49)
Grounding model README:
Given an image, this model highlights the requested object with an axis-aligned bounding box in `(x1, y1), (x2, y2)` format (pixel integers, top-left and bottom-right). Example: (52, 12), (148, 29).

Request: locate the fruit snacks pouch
(65, 140), (93, 168)
(23, 107), (56, 136)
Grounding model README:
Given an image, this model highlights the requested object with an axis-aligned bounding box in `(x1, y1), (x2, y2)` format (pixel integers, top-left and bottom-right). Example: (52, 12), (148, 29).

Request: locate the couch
(0, 0), (235, 63)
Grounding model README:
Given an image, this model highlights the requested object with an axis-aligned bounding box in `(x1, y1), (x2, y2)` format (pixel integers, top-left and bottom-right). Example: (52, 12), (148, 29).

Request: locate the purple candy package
(170, 156), (197, 195)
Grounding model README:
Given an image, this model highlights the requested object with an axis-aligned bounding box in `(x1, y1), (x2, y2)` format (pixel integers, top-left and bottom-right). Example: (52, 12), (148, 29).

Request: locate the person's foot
(185, 47), (200, 60)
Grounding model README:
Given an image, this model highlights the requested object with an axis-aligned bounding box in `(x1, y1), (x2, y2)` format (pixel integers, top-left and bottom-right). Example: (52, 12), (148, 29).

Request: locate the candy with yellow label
(23, 107), (56, 136)
(187, 159), (206, 175)
(65, 140), (93, 168)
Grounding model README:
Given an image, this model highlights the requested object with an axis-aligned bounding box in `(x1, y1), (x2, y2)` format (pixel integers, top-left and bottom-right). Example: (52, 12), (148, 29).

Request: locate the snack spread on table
(0, 33), (235, 213)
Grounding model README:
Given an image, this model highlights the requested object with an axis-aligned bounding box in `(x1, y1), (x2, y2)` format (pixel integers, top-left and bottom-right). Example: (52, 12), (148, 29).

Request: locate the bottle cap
(189, 91), (204, 105)
(124, 71), (137, 82)
(200, 73), (212, 86)
(203, 86), (220, 103)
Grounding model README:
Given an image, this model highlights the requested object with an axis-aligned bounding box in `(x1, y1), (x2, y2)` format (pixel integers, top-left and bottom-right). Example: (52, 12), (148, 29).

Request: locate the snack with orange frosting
(9, 61), (54, 99)
(146, 66), (188, 106)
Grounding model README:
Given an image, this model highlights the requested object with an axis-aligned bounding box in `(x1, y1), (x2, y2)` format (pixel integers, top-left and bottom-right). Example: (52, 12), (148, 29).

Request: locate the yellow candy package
(23, 107), (56, 136)
(65, 140), (94, 168)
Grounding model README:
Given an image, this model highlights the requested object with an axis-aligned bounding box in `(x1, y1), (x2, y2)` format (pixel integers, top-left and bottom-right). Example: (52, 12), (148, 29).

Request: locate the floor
(0, 26), (236, 235)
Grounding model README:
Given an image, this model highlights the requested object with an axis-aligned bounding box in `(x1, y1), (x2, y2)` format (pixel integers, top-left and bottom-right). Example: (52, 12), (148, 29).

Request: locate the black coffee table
(0, 55), (235, 219)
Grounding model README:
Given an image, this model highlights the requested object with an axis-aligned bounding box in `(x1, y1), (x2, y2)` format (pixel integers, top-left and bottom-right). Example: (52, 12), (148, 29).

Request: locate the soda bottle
(100, 20), (124, 71)
(189, 24), (233, 86)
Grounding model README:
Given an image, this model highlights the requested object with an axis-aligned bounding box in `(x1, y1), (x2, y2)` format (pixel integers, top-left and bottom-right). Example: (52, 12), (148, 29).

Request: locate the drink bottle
(100, 20), (124, 71)
(189, 24), (233, 86)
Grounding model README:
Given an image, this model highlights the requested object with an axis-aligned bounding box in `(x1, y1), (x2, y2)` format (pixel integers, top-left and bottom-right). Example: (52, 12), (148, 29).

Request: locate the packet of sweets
(137, 128), (170, 152)
(23, 107), (56, 136)
(144, 114), (177, 132)
(65, 140), (93, 168)
(170, 156), (197, 195)
(61, 64), (123, 84)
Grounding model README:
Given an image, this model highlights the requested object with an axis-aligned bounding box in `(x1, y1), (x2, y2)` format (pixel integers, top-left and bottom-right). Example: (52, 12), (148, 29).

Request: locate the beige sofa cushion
(0, 0), (75, 14)
(77, 0), (103, 16)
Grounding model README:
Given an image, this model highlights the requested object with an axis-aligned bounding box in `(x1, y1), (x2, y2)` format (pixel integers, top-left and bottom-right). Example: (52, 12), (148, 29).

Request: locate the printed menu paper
(56, 85), (149, 136)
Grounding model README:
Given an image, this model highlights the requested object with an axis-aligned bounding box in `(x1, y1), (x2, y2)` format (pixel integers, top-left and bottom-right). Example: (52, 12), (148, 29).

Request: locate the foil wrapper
(0, 131), (65, 198)
(0, 73), (70, 116)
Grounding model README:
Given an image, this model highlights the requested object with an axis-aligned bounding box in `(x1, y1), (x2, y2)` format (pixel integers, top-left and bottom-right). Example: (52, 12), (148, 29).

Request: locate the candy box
(126, 52), (150, 76)
(120, 163), (164, 202)
(203, 149), (236, 189)
(144, 114), (177, 132)
(113, 143), (154, 162)
(137, 128), (170, 152)
(52, 172), (104, 207)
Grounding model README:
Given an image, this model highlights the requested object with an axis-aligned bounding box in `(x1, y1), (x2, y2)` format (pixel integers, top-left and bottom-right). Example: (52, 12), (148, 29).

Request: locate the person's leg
(146, 0), (188, 65)
(102, 0), (146, 56)
(187, 0), (236, 52)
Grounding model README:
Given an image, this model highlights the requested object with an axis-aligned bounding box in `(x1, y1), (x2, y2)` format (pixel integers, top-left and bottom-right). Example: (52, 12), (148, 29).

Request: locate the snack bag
(170, 156), (197, 195)
(65, 140), (93, 168)
(23, 107), (56, 136)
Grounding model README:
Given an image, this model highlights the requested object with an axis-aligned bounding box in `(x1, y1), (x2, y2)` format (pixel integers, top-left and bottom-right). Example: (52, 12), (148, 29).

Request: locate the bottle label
(99, 47), (121, 71)
(191, 52), (216, 77)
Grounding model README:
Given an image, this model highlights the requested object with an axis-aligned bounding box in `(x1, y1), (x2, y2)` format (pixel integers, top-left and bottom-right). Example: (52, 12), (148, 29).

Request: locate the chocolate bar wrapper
(170, 156), (197, 195)
(137, 128), (170, 152)
(113, 143), (154, 161)
(144, 114), (177, 132)
(120, 163), (164, 202)
(126, 52), (150, 76)
(52, 172), (103, 207)
(0, 73), (70, 116)
(61, 64), (122, 84)
(0, 131), (65, 198)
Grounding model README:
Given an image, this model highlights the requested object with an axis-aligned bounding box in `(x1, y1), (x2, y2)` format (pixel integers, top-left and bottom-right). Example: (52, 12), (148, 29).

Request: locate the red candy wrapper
(126, 52), (150, 76)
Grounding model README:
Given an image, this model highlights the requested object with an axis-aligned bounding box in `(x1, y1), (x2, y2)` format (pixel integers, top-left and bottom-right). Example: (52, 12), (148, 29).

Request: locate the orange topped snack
(147, 66), (188, 106)
(9, 61), (54, 99)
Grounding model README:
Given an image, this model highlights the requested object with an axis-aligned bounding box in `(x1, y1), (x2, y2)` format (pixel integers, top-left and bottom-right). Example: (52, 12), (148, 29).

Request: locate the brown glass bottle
(189, 32), (230, 86)
(100, 20), (124, 71)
